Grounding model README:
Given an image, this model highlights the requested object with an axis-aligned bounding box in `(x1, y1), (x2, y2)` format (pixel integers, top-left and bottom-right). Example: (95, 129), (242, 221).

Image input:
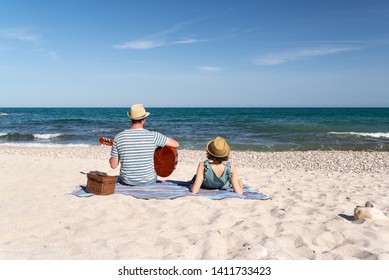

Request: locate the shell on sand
(354, 201), (388, 221)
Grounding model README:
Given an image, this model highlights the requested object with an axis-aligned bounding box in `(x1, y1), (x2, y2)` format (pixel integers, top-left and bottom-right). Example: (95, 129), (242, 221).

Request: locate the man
(109, 104), (179, 185)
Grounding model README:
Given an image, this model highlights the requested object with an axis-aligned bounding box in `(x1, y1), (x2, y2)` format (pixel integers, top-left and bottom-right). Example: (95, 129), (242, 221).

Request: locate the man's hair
(131, 118), (145, 124)
(206, 152), (229, 164)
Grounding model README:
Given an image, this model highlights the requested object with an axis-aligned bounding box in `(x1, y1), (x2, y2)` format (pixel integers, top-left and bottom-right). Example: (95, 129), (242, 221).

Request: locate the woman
(190, 136), (243, 194)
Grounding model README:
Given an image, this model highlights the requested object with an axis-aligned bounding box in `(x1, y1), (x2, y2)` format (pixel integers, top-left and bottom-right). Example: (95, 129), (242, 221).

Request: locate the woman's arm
(189, 162), (205, 194)
(230, 164), (244, 194)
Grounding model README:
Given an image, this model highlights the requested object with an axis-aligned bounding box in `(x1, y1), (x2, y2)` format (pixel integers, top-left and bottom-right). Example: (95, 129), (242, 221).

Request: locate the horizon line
(1, 106), (389, 109)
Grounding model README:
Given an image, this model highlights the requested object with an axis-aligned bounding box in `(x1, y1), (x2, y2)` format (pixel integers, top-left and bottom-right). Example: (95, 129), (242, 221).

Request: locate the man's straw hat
(127, 104), (150, 120)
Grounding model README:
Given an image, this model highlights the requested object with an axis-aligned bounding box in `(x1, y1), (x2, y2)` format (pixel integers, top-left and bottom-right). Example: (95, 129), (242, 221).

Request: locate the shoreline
(1, 146), (388, 259)
(1, 145), (389, 174)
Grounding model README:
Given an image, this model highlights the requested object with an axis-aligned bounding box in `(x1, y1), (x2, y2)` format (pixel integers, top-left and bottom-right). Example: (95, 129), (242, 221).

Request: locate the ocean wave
(33, 133), (62, 139)
(91, 128), (115, 133)
(329, 132), (389, 139)
(0, 143), (92, 147)
(0, 112), (9, 116)
(0, 132), (65, 141)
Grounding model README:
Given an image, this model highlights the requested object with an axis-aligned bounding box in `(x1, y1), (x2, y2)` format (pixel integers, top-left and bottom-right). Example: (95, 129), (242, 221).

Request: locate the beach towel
(72, 180), (271, 200)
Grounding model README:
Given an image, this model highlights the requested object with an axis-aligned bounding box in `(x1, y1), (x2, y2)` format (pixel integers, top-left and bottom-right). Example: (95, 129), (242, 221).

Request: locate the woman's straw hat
(127, 104), (150, 120)
(206, 136), (230, 158)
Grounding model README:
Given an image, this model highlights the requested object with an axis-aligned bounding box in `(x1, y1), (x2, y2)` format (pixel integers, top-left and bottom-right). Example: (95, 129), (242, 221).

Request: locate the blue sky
(1, 0), (389, 107)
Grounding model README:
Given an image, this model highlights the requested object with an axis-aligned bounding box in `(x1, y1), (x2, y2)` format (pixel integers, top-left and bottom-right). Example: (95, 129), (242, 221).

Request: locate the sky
(1, 0), (389, 107)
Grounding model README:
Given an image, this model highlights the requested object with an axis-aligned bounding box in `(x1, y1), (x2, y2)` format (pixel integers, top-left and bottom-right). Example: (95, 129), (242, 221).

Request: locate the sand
(0, 146), (388, 260)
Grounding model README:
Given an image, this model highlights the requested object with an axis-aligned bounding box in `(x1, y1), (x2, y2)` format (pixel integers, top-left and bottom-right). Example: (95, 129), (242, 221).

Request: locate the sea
(0, 107), (388, 152)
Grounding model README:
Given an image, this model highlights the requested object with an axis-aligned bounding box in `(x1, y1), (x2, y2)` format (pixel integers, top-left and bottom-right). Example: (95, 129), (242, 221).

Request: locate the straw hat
(127, 104), (150, 120)
(206, 136), (230, 158)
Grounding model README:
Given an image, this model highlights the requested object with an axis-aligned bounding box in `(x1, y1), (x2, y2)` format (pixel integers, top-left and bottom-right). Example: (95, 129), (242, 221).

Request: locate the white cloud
(174, 38), (199, 44)
(114, 39), (165, 50)
(256, 46), (362, 65)
(197, 66), (223, 73)
(0, 27), (59, 61)
(114, 37), (200, 50)
(113, 20), (202, 50)
(0, 28), (39, 42)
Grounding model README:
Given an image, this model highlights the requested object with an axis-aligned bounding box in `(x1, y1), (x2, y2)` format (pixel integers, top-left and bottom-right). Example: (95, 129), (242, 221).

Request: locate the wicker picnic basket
(86, 172), (118, 195)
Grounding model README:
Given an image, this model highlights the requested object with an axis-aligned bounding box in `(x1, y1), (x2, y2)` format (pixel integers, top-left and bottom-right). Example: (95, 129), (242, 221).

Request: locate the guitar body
(99, 137), (178, 177)
(154, 146), (178, 177)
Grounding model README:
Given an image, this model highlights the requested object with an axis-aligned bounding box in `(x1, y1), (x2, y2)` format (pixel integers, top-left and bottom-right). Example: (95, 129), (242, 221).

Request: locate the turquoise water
(0, 107), (388, 151)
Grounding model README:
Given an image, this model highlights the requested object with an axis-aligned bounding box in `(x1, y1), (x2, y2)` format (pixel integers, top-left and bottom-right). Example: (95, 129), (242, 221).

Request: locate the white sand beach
(0, 146), (388, 260)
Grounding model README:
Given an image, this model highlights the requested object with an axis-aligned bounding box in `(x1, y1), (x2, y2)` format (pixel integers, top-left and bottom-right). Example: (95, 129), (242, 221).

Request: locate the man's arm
(109, 157), (119, 169)
(165, 137), (179, 148)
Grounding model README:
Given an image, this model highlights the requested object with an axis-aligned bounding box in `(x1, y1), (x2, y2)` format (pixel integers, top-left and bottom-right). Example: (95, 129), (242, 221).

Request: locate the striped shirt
(110, 129), (168, 185)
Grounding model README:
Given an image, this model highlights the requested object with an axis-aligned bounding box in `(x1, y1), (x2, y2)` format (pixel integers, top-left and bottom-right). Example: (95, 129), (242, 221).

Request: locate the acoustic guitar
(99, 137), (178, 177)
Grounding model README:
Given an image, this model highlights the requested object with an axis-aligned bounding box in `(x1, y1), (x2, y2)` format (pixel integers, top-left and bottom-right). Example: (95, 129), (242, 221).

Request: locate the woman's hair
(206, 152), (229, 164)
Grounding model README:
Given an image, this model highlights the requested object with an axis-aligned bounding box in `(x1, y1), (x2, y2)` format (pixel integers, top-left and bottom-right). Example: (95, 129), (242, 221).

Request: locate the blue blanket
(72, 180), (271, 200)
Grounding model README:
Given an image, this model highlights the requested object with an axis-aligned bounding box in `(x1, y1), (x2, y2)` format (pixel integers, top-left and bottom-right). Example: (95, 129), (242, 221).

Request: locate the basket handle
(88, 171), (108, 177)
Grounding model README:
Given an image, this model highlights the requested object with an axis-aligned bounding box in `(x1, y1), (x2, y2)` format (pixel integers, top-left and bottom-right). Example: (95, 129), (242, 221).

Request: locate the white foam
(91, 128), (113, 133)
(33, 133), (62, 139)
(0, 112), (9, 116)
(0, 133), (8, 137)
(0, 143), (92, 147)
(329, 132), (389, 139)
